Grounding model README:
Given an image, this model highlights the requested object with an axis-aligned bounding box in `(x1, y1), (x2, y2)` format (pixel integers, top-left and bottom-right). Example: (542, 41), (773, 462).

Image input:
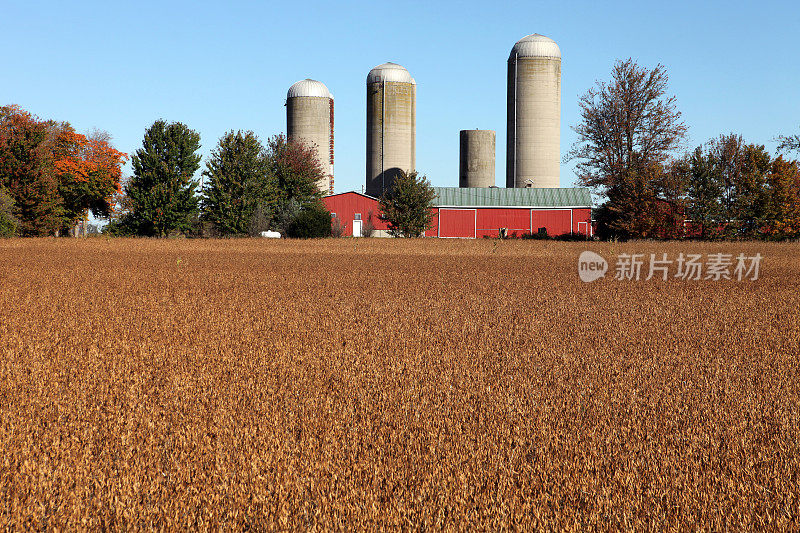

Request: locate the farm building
(322, 187), (592, 238)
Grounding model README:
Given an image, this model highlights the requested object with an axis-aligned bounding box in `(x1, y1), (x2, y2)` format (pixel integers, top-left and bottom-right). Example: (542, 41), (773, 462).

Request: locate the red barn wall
(321, 192), (387, 236)
(531, 209), (571, 236)
(572, 208), (592, 236)
(430, 207), (592, 238)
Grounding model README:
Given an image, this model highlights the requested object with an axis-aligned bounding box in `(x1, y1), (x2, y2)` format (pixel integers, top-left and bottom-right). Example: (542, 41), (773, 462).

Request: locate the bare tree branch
(776, 129), (800, 155)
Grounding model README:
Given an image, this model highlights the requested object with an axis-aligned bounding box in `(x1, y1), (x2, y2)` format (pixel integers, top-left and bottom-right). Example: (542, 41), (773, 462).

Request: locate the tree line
(1, 108), (333, 238)
(568, 59), (800, 240)
(107, 121), (332, 238)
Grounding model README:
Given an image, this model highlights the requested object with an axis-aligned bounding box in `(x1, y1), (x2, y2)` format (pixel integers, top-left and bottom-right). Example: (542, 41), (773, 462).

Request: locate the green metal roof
(432, 187), (591, 208)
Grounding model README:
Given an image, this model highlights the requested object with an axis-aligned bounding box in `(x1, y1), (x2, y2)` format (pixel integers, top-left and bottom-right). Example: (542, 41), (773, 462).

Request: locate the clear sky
(3, 0), (799, 196)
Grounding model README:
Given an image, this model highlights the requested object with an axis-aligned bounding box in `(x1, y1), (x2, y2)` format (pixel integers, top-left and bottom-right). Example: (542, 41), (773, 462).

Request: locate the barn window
(331, 212), (337, 218)
(354, 213), (362, 220)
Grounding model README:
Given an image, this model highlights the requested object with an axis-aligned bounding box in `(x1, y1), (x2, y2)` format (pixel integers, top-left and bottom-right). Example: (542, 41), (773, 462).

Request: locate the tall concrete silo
(286, 79), (334, 194)
(366, 63), (416, 198)
(507, 34), (561, 189)
(459, 130), (495, 188)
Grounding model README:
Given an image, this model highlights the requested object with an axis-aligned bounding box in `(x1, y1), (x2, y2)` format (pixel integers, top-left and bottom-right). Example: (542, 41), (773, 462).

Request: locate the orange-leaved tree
(51, 124), (128, 233)
(0, 104), (127, 236)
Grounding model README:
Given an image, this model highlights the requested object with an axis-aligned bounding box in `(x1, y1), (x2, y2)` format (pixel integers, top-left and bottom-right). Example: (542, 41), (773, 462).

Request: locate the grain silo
(459, 130), (495, 188)
(366, 63), (416, 198)
(507, 34), (561, 189)
(286, 79), (334, 194)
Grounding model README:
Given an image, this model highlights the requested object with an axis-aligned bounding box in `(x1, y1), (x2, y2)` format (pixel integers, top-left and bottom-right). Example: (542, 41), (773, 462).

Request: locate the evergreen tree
(379, 171), (436, 237)
(202, 130), (273, 236)
(120, 120), (201, 237)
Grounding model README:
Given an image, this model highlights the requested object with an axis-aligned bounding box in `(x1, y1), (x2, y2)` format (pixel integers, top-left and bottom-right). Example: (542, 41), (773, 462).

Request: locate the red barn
(322, 191), (389, 237)
(322, 187), (593, 238)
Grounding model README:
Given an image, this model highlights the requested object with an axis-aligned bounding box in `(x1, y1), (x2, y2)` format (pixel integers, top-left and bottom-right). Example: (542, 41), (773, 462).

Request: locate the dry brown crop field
(1, 238), (799, 530)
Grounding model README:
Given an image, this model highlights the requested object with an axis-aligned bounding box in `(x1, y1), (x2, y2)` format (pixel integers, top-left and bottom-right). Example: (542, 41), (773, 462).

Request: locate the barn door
(438, 209), (476, 238)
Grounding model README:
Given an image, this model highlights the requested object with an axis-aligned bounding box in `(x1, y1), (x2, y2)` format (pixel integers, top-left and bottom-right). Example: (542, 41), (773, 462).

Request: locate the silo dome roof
(367, 63), (415, 84)
(510, 34), (561, 59)
(287, 79), (332, 99)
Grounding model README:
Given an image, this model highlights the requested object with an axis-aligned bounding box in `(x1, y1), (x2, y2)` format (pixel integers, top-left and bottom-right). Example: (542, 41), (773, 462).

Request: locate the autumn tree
(118, 120), (201, 237)
(266, 134), (323, 207)
(0, 105), (62, 235)
(0, 105), (127, 236)
(697, 134), (772, 238)
(202, 130), (273, 236)
(379, 170), (436, 237)
(51, 125), (127, 234)
(765, 156), (800, 238)
(682, 134), (800, 239)
(678, 146), (724, 239)
(253, 134), (325, 235)
(727, 141), (771, 237)
(567, 59), (688, 239)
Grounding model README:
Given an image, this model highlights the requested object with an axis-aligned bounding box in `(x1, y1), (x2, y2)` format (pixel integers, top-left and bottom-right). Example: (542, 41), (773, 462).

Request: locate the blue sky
(3, 0), (799, 197)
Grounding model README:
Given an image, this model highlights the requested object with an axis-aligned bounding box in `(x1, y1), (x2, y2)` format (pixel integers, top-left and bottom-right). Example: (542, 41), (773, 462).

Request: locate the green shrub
(554, 232), (589, 241)
(287, 206), (332, 238)
(521, 230), (551, 240)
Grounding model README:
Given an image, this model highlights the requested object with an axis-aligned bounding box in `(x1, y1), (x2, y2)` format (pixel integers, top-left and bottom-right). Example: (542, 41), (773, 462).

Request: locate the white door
(352, 220), (362, 237)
